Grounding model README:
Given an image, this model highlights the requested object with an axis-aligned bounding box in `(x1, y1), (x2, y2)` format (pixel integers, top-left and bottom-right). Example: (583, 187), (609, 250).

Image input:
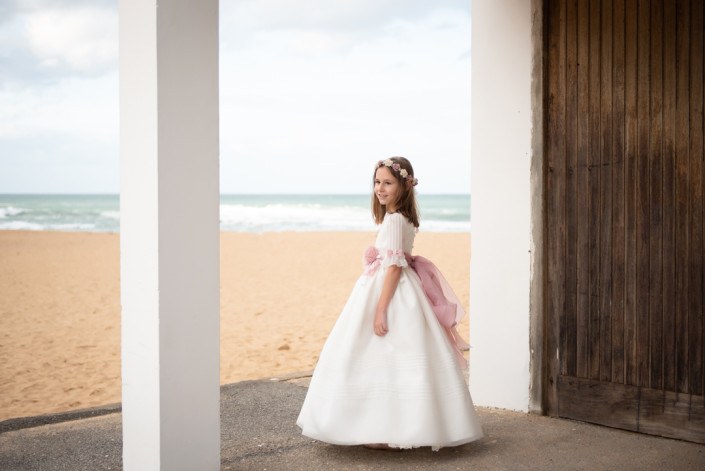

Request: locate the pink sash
(363, 247), (468, 367)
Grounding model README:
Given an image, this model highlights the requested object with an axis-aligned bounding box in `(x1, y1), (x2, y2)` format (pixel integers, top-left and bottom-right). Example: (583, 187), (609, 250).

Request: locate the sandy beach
(0, 230), (470, 421)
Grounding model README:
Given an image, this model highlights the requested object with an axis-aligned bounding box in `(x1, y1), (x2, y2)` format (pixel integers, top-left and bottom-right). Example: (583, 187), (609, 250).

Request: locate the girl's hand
(374, 310), (388, 336)
(374, 265), (401, 337)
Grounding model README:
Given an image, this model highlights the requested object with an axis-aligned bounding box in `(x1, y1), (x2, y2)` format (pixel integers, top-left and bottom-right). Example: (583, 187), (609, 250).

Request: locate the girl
(296, 157), (483, 451)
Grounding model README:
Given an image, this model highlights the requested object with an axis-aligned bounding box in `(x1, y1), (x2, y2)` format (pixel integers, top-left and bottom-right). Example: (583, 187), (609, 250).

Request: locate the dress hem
(297, 422), (484, 452)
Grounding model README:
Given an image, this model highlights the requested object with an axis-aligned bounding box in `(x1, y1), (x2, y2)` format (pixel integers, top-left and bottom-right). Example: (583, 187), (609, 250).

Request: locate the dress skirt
(296, 264), (483, 450)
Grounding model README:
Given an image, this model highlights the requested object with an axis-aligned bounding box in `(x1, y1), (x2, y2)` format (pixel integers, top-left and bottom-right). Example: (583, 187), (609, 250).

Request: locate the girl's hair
(371, 156), (420, 228)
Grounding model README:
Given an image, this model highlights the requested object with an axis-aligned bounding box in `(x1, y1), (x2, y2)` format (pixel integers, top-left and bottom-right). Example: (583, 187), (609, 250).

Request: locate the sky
(0, 0), (471, 194)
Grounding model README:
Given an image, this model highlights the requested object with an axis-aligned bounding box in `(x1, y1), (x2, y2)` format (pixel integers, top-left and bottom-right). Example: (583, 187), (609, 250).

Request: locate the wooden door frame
(529, 0), (549, 414)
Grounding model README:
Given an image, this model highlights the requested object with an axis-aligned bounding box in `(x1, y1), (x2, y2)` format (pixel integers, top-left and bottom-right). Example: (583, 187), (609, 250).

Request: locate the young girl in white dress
(297, 157), (483, 451)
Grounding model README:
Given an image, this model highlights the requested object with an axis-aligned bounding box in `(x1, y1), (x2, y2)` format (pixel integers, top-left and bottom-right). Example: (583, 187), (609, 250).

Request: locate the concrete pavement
(1, 374), (704, 470)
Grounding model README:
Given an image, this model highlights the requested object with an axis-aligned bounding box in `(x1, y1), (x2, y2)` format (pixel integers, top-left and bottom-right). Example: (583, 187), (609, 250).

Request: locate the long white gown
(296, 213), (483, 450)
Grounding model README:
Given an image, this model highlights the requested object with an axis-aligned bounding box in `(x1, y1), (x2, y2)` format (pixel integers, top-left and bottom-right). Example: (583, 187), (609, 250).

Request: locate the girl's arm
(374, 265), (402, 336)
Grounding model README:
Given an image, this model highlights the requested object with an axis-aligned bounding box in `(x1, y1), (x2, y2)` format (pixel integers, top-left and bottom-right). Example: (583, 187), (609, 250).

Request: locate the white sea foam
(0, 220), (44, 230)
(51, 223), (96, 231)
(438, 208), (462, 215)
(100, 210), (120, 220)
(219, 203), (376, 232)
(0, 206), (24, 219)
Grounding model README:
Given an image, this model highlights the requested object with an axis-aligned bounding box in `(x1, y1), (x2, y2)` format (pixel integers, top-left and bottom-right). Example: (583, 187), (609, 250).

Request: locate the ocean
(0, 194), (470, 233)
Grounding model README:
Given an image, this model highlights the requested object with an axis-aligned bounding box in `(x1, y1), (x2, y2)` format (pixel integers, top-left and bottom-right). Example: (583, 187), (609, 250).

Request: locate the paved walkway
(1, 375), (704, 470)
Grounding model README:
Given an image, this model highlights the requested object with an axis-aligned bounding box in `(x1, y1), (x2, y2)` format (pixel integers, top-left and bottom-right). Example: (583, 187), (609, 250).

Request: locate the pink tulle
(405, 255), (465, 328)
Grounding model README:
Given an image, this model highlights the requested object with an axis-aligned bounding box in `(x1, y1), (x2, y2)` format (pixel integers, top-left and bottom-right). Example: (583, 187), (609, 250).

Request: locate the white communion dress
(296, 212), (483, 450)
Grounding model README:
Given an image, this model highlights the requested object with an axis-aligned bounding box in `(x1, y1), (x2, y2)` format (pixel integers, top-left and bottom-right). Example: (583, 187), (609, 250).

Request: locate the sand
(0, 230), (470, 421)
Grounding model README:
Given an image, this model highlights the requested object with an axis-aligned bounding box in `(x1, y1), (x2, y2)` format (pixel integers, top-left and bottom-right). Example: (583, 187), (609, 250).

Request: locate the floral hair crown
(376, 159), (419, 186)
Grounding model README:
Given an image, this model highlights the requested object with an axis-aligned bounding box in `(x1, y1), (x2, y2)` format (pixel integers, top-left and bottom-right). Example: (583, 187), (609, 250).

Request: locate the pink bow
(362, 246), (381, 276)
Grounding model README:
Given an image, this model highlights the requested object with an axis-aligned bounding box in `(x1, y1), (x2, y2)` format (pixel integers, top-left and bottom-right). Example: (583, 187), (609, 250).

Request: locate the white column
(119, 1), (220, 469)
(469, 0), (534, 411)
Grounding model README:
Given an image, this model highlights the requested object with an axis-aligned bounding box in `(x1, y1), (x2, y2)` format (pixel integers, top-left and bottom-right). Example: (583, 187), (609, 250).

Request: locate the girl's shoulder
(384, 212), (415, 228)
(384, 211), (405, 222)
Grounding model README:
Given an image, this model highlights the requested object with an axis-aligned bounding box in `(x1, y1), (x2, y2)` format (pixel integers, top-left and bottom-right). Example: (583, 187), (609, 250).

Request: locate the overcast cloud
(0, 0), (471, 194)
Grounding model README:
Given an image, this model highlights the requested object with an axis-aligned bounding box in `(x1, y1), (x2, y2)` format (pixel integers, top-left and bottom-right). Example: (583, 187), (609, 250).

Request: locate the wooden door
(545, 0), (705, 443)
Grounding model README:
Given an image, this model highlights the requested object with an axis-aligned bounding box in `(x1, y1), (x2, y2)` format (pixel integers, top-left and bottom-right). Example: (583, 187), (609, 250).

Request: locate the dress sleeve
(381, 213), (408, 268)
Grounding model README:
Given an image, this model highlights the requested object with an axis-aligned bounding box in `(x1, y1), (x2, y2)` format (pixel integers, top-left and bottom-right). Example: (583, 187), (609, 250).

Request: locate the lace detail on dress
(381, 249), (408, 268)
(363, 247), (407, 277)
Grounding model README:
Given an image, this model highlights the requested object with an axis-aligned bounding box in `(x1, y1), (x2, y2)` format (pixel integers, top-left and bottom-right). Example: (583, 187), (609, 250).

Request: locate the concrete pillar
(469, 0), (534, 411)
(119, 0), (220, 469)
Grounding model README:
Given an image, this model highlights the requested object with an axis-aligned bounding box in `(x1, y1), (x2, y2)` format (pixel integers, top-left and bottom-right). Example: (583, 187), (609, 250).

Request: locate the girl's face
(374, 166), (400, 211)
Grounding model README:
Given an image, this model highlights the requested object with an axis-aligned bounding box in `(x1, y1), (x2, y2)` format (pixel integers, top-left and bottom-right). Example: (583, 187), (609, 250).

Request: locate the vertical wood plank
(588, 0), (603, 381)
(576, 0), (591, 379)
(661, 0), (677, 394)
(648, 0), (664, 391)
(701, 0), (705, 403)
(675, 0), (691, 394)
(611, 0), (627, 384)
(545, 0), (567, 413)
(565, 0), (579, 378)
(700, 0), (705, 407)
(600, 0), (616, 383)
(624, 0), (639, 386)
(635, 0), (651, 389)
(687, 0), (703, 396)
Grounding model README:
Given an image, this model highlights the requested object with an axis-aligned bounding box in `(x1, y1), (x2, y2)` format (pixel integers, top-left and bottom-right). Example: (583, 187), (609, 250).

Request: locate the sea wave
(219, 203), (375, 232)
(51, 223), (97, 231)
(100, 210), (121, 220)
(0, 206), (24, 219)
(0, 220), (44, 230)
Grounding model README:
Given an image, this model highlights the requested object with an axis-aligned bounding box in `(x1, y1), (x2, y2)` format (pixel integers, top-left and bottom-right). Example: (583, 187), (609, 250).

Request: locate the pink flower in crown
(375, 158), (418, 186)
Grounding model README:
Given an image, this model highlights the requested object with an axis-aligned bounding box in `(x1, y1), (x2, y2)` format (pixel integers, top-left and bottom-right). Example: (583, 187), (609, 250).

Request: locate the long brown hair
(371, 156), (420, 227)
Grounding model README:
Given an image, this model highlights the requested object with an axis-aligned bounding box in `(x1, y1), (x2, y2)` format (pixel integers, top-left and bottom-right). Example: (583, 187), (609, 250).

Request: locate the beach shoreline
(0, 230), (470, 420)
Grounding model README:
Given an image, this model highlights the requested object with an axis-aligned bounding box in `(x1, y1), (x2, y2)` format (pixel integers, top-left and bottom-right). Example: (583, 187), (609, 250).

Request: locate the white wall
(469, 0), (534, 412)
